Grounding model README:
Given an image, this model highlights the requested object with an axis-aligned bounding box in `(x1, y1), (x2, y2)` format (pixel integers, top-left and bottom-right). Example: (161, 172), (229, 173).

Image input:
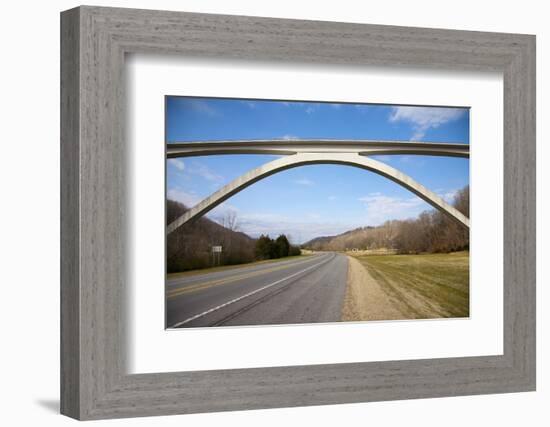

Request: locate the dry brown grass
(343, 251), (469, 321)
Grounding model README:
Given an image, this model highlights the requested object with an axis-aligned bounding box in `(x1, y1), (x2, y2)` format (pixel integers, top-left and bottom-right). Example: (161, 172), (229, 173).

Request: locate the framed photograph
(61, 6), (536, 420)
(164, 97), (471, 329)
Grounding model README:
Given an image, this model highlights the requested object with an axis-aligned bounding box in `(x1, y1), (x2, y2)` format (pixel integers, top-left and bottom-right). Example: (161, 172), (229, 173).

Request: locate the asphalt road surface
(166, 253), (348, 328)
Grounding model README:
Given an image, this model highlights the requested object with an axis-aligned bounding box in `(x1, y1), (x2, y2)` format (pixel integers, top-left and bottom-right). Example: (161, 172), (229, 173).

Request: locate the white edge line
(169, 254), (334, 328)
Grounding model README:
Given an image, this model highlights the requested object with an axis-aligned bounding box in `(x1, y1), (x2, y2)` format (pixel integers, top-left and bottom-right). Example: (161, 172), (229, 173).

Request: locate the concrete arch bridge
(166, 139), (469, 235)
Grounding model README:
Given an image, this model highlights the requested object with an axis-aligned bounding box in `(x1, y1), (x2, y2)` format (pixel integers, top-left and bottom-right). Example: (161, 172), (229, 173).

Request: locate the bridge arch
(167, 152), (469, 234)
(166, 153), (470, 234)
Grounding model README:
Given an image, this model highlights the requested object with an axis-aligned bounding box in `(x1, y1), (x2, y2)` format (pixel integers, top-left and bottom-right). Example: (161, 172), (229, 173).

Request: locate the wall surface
(0, 0), (547, 425)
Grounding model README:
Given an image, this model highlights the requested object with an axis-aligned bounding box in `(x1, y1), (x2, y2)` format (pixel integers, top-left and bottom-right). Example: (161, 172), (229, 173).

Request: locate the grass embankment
(345, 251), (469, 320)
(167, 254), (309, 279)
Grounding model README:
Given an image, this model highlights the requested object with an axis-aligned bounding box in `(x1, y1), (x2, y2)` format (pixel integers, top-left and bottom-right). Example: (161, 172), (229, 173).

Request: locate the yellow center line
(167, 256), (326, 299)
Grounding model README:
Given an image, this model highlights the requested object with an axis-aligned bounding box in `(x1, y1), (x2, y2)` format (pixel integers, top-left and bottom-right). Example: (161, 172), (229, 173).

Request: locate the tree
(288, 245), (301, 256)
(454, 185), (470, 217)
(275, 234), (290, 258)
(255, 234), (274, 260)
(166, 200), (255, 272)
(302, 184), (470, 255)
(222, 210), (238, 231)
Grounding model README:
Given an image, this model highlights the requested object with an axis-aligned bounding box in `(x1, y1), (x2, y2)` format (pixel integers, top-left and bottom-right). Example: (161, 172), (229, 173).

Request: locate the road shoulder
(341, 256), (404, 321)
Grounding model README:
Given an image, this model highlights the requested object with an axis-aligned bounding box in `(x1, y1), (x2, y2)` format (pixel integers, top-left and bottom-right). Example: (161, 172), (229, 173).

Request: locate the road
(166, 252), (348, 328)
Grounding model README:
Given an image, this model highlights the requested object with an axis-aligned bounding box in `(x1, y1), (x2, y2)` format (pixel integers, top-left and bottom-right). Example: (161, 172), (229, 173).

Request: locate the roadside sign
(212, 245), (222, 253)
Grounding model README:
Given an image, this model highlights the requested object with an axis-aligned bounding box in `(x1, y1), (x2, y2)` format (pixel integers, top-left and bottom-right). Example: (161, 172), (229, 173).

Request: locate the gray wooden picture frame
(60, 5), (536, 420)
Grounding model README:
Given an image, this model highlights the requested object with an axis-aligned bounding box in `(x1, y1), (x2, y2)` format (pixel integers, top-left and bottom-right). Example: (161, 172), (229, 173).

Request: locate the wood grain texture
(60, 6), (536, 420)
(60, 7), (80, 419)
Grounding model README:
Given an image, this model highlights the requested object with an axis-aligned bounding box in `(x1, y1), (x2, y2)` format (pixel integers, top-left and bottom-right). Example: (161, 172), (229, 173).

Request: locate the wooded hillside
(304, 186), (469, 254)
(166, 200), (256, 273)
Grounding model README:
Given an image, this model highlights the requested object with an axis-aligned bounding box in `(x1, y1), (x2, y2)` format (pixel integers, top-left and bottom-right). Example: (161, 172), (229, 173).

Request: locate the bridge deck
(166, 139), (469, 158)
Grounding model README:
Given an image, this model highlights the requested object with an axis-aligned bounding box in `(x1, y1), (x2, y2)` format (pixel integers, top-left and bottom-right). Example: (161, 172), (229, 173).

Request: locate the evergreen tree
(255, 234), (273, 260)
(274, 234), (290, 258)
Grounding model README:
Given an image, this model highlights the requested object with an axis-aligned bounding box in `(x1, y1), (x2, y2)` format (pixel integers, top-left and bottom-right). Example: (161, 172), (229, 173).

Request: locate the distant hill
(303, 235), (333, 248)
(303, 185), (469, 253)
(168, 185), (470, 269)
(303, 226), (384, 252)
(166, 200), (255, 273)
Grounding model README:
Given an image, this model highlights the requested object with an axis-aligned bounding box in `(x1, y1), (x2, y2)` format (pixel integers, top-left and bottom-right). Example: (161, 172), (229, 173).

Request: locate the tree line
(166, 201), (302, 273)
(166, 201), (256, 273)
(304, 185), (469, 254)
(255, 234), (301, 260)
(393, 185), (469, 253)
(167, 185), (469, 273)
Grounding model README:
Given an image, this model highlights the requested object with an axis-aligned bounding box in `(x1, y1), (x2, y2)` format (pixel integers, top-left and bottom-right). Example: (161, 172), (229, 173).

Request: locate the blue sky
(166, 97), (469, 243)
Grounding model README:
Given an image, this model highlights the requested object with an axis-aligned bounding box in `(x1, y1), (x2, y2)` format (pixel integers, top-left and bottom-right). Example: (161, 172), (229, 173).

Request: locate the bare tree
(303, 185), (470, 254)
(222, 210), (239, 232)
(166, 201), (255, 273)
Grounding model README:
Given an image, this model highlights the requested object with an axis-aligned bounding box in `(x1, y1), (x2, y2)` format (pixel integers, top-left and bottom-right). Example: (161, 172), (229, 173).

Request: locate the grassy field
(352, 251), (469, 319)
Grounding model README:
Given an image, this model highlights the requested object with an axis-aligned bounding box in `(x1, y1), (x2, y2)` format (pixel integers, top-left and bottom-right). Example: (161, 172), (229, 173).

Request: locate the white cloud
(188, 99), (219, 117)
(207, 202), (240, 225)
(358, 193), (429, 225)
(294, 178), (314, 186)
(328, 195), (337, 201)
(280, 134), (299, 140)
(236, 212), (359, 243)
(168, 158), (185, 171)
(410, 130), (425, 141)
(306, 213), (322, 220)
(191, 210), (359, 243)
(239, 212), (289, 223)
(389, 106), (465, 141)
(438, 189), (458, 203)
(187, 161), (224, 184)
(305, 106), (316, 114)
(196, 203), (406, 243)
(167, 188), (200, 207)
